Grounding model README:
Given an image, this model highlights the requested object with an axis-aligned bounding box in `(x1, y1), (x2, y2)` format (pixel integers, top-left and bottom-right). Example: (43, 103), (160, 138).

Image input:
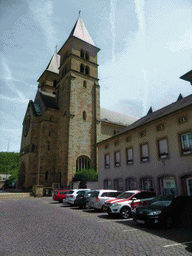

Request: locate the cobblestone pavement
(0, 197), (192, 256)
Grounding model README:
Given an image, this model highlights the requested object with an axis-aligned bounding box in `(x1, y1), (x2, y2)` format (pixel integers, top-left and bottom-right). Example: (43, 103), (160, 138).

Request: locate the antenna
(79, 10), (81, 17)
(7, 138), (10, 152)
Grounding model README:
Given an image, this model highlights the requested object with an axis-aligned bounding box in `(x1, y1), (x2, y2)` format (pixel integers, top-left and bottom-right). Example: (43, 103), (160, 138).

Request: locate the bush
(73, 168), (98, 181)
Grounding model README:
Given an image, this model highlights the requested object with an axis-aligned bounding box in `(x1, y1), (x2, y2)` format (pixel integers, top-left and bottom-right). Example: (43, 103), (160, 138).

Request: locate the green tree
(0, 152), (20, 185)
(73, 168), (98, 181)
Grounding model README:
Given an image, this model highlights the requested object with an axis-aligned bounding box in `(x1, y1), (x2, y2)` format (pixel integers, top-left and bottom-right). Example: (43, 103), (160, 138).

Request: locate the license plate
(137, 220), (145, 224)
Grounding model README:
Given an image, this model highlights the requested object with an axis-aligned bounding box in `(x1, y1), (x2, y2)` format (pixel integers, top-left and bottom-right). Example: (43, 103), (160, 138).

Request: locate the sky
(0, 0), (192, 153)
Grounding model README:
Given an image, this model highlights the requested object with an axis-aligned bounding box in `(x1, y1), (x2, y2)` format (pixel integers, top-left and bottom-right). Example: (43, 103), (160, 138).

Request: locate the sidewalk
(0, 191), (32, 199)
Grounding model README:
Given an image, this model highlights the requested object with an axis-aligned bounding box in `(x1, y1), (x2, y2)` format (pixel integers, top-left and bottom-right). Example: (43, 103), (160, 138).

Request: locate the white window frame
(141, 144), (149, 162)
(158, 138), (169, 159)
(126, 148), (133, 164)
(181, 132), (192, 155)
(105, 154), (110, 169)
(114, 151), (120, 167)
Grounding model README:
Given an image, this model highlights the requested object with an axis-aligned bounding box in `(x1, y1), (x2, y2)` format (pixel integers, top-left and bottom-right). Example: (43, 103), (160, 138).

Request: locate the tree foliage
(0, 152), (20, 184)
(73, 168), (98, 181)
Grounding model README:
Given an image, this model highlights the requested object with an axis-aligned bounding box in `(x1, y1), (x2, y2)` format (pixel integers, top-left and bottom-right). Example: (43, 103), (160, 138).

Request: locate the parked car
(88, 189), (122, 211)
(75, 190), (95, 209)
(103, 190), (156, 219)
(132, 195), (192, 228)
(66, 189), (90, 206)
(52, 189), (71, 203)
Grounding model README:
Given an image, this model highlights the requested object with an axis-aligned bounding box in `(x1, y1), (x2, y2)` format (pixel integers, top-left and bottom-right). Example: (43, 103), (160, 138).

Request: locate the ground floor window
(114, 178), (123, 191)
(181, 174), (192, 196)
(125, 177), (137, 190)
(140, 177), (154, 191)
(104, 179), (112, 189)
(159, 176), (177, 195)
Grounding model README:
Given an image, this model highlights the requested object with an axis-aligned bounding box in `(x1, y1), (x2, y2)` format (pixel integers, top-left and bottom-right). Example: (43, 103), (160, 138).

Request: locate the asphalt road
(0, 197), (192, 256)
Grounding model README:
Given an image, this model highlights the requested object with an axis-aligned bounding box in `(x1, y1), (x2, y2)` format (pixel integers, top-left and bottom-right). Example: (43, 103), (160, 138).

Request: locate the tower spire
(79, 10), (81, 17)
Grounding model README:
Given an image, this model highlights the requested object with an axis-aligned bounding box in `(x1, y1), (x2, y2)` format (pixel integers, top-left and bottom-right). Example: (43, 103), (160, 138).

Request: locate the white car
(103, 190), (156, 219)
(88, 189), (122, 211)
(66, 189), (90, 205)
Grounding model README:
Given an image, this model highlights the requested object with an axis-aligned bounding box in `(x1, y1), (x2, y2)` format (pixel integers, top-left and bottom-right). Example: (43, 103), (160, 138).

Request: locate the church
(19, 16), (137, 189)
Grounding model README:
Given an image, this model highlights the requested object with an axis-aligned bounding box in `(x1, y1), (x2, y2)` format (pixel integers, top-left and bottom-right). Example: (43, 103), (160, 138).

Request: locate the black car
(75, 190), (94, 209)
(132, 195), (192, 228)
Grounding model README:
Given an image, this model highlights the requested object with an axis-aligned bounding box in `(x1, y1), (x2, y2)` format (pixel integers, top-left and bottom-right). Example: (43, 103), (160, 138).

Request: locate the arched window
(53, 80), (57, 87)
(80, 49), (85, 58)
(104, 179), (112, 189)
(83, 80), (87, 88)
(76, 156), (90, 171)
(45, 171), (48, 181)
(83, 111), (86, 121)
(85, 66), (90, 75)
(80, 64), (84, 73)
(125, 177), (137, 190)
(85, 51), (89, 60)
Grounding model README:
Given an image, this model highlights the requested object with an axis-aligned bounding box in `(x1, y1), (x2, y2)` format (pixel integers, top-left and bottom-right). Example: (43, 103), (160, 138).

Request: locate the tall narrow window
(85, 66), (90, 75)
(141, 144), (149, 162)
(80, 49), (85, 58)
(45, 171), (48, 181)
(83, 111), (86, 121)
(105, 154), (110, 168)
(114, 151), (120, 167)
(158, 138), (169, 159)
(80, 64), (84, 73)
(181, 132), (192, 155)
(126, 148), (133, 164)
(83, 80), (87, 88)
(85, 51), (89, 60)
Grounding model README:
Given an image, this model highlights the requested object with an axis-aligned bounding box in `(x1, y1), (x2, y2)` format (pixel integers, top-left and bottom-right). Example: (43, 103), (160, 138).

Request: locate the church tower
(19, 16), (100, 189)
(56, 16), (100, 186)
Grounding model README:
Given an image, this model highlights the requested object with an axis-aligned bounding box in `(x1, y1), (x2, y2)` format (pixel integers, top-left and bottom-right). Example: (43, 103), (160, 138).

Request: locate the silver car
(66, 189), (90, 205)
(88, 189), (122, 211)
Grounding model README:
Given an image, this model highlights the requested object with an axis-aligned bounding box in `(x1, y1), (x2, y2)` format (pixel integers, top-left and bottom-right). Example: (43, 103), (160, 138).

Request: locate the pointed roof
(46, 50), (60, 74)
(69, 17), (95, 46)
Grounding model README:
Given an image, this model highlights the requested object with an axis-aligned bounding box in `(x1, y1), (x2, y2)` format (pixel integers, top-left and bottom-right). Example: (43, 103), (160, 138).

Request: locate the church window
(83, 111), (86, 121)
(76, 156), (90, 171)
(53, 80), (57, 87)
(83, 80), (87, 88)
(85, 66), (90, 75)
(80, 49), (85, 58)
(45, 171), (48, 181)
(85, 51), (89, 60)
(80, 64), (84, 73)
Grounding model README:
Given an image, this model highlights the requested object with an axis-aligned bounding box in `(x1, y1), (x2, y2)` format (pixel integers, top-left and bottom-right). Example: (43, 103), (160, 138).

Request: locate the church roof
(39, 91), (59, 109)
(68, 17), (95, 46)
(100, 108), (138, 126)
(46, 50), (60, 74)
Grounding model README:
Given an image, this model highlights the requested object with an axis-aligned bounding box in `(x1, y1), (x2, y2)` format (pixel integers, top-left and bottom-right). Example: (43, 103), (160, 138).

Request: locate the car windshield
(116, 192), (134, 199)
(90, 191), (99, 197)
(150, 200), (172, 207)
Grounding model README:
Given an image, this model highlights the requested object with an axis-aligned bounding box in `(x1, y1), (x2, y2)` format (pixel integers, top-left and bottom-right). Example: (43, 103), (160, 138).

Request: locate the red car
(53, 189), (71, 203)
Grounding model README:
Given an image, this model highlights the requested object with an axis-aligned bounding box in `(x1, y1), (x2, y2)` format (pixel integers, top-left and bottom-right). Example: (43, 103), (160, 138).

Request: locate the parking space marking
(97, 219), (131, 223)
(163, 241), (192, 248)
(123, 229), (139, 232)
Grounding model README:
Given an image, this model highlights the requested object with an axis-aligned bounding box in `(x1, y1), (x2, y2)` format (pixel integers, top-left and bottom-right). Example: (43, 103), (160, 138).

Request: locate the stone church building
(19, 17), (136, 189)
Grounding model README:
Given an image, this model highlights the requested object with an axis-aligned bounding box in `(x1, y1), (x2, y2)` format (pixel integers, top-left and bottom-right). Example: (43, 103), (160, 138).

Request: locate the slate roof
(100, 108), (138, 126)
(46, 50), (60, 74)
(68, 17), (95, 46)
(39, 91), (59, 110)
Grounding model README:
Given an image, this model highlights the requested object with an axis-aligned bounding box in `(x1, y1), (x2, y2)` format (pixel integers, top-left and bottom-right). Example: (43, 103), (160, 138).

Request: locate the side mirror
(132, 197), (137, 201)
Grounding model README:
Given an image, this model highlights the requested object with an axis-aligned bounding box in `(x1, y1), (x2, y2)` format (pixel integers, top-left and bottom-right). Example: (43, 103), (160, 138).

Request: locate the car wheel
(61, 198), (65, 203)
(120, 207), (131, 219)
(84, 202), (89, 209)
(165, 216), (172, 228)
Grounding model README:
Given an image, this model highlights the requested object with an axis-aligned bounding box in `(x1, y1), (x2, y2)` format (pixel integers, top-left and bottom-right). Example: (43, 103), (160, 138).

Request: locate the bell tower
(56, 16), (100, 186)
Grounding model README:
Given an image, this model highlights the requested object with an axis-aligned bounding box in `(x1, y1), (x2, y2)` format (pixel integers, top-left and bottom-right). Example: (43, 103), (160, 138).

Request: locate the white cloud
(29, 0), (57, 52)
(165, 28), (192, 53)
